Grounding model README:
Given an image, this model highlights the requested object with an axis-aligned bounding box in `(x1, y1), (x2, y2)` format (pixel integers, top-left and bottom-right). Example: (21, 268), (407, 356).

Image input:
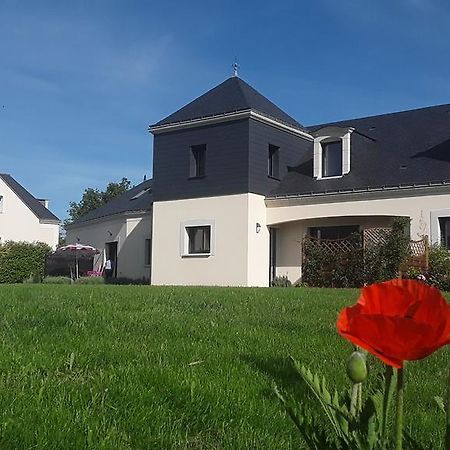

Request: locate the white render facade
(0, 174), (59, 249)
(66, 212), (152, 280)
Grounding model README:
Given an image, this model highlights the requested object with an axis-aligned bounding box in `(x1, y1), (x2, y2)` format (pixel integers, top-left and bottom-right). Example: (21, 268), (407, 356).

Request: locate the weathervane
(232, 59), (239, 77)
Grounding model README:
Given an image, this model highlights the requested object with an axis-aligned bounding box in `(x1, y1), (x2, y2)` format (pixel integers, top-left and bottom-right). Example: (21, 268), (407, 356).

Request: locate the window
(131, 188), (152, 200)
(268, 144), (280, 178)
(313, 126), (353, 178)
(0, 195), (3, 213)
(309, 225), (359, 240)
(190, 144), (206, 178)
(439, 218), (450, 249)
(322, 141), (342, 177)
(145, 238), (152, 265)
(186, 226), (211, 254)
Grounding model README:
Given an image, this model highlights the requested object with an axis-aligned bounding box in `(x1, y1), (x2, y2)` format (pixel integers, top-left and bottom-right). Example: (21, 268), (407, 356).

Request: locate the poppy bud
(346, 351), (367, 383)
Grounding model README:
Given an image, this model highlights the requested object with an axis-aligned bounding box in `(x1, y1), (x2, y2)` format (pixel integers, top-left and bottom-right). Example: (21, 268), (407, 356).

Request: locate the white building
(67, 76), (450, 286)
(65, 180), (152, 280)
(0, 173), (59, 249)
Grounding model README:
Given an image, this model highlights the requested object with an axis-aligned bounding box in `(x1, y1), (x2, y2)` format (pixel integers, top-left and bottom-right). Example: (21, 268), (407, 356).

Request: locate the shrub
(0, 241), (51, 284)
(302, 217), (411, 288)
(271, 275), (292, 287)
(426, 244), (450, 291)
(43, 276), (72, 284)
(74, 276), (105, 285)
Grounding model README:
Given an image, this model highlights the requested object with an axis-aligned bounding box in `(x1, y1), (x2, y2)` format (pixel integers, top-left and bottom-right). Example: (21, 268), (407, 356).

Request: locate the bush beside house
(0, 241), (51, 283)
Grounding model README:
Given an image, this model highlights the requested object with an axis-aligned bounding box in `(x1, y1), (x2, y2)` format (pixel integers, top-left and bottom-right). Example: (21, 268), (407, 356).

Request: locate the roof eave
(66, 208), (152, 229)
(149, 109), (313, 141)
(266, 181), (450, 206)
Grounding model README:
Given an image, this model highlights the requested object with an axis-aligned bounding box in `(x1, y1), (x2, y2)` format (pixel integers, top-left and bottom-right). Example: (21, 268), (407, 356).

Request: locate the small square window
(186, 226), (211, 254)
(144, 238), (152, 265)
(322, 141), (342, 177)
(190, 144), (206, 178)
(268, 144), (280, 178)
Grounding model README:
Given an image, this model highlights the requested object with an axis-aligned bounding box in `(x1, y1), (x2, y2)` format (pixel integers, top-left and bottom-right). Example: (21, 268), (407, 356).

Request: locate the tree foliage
(65, 178), (131, 225)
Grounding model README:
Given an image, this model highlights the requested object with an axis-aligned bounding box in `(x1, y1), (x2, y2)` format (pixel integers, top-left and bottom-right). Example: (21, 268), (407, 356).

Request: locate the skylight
(131, 187), (152, 200)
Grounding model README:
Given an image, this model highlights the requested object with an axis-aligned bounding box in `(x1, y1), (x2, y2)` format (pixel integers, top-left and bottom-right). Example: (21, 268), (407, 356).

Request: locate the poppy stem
(382, 365), (394, 439)
(394, 367), (404, 450)
(445, 364), (450, 450)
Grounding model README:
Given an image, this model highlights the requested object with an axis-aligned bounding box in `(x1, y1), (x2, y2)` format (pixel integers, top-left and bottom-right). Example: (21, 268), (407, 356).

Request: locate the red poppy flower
(337, 279), (450, 368)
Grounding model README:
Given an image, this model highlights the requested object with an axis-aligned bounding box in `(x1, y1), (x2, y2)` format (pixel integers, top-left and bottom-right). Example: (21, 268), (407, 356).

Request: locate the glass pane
(322, 142), (342, 177)
(187, 226), (211, 253)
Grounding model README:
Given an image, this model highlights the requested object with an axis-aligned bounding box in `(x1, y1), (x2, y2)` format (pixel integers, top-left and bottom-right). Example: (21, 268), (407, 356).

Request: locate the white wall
(66, 213), (152, 280)
(267, 192), (450, 241)
(152, 193), (269, 287)
(0, 177), (59, 249)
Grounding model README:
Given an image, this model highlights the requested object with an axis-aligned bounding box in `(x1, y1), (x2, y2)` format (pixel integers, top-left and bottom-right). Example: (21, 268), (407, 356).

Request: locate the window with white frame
(180, 220), (215, 256)
(313, 126), (354, 179)
(0, 195), (3, 213)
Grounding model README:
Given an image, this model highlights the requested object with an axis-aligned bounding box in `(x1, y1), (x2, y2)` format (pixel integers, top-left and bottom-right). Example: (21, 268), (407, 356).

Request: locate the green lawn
(0, 285), (447, 449)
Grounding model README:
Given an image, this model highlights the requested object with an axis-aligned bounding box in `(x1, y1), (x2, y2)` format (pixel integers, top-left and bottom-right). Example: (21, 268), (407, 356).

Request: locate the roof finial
(232, 59), (239, 77)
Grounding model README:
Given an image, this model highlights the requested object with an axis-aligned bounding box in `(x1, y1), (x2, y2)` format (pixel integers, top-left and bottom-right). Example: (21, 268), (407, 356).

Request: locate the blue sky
(1, 0), (450, 220)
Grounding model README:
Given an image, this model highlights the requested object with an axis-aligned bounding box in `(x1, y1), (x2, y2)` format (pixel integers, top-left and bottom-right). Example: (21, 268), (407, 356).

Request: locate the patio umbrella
(54, 243), (100, 279)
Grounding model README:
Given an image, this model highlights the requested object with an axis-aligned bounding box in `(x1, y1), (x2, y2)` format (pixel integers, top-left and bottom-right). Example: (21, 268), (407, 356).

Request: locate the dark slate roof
(71, 179), (153, 225)
(154, 76), (304, 129)
(270, 103), (450, 197)
(0, 173), (59, 221)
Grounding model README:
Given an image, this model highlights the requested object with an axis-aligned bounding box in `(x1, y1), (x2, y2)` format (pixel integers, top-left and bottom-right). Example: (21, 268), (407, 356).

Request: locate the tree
(65, 177), (131, 225)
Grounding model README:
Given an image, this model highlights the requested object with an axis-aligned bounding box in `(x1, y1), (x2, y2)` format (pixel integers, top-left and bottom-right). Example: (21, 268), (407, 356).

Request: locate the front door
(105, 241), (118, 278)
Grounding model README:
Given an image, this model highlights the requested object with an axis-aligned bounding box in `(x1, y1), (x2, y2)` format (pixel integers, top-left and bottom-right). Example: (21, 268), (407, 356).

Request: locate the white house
(66, 76), (450, 286)
(65, 179), (152, 280)
(0, 173), (59, 249)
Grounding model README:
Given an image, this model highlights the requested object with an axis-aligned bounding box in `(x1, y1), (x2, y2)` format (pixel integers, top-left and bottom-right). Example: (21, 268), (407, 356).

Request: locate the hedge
(0, 241), (51, 284)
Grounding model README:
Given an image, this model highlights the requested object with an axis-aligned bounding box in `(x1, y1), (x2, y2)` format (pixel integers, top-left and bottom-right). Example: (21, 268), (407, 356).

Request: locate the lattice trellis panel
(363, 227), (392, 248)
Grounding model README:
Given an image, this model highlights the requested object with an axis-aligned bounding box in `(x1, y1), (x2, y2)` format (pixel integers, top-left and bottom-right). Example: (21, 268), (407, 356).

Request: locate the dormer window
(312, 126), (354, 179)
(322, 141), (342, 177)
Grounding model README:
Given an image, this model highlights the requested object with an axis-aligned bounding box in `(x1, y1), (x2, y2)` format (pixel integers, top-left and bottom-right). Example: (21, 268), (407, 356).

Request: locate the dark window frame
(321, 141), (343, 178)
(268, 144), (280, 179)
(308, 225), (359, 241)
(439, 217), (450, 249)
(186, 225), (211, 254)
(144, 238), (152, 266)
(189, 144), (206, 179)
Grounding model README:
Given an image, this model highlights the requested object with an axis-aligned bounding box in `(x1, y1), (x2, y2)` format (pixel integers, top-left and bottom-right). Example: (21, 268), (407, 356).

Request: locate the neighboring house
(68, 76), (450, 286)
(0, 173), (59, 249)
(65, 179), (153, 280)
